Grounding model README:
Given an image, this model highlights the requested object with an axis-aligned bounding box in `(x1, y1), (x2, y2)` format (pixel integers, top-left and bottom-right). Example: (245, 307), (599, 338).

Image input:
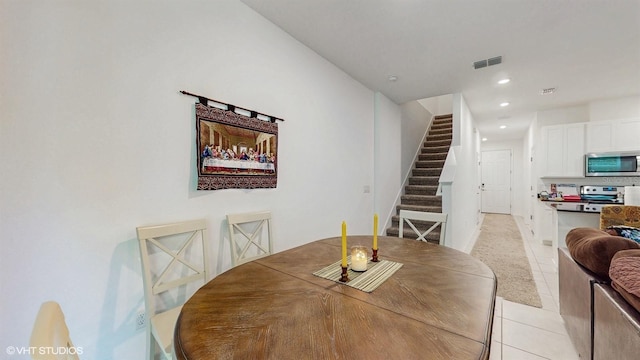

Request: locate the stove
(580, 185), (624, 212)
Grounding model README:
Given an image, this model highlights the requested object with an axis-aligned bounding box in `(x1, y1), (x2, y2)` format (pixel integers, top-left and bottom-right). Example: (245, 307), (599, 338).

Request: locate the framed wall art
(195, 103), (279, 190)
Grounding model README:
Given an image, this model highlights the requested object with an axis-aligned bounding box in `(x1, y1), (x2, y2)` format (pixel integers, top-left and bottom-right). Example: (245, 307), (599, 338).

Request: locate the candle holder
(371, 248), (379, 262)
(350, 246), (368, 271)
(339, 265), (349, 282)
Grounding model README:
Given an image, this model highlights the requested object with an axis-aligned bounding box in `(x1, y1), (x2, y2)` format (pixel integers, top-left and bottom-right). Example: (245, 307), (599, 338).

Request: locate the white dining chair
(136, 219), (209, 360)
(30, 301), (79, 360)
(399, 209), (448, 245)
(227, 211), (273, 267)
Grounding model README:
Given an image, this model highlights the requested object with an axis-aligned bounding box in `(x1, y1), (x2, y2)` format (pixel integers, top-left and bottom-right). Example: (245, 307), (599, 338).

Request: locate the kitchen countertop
(540, 199), (624, 213)
(540, 199), (588, 204)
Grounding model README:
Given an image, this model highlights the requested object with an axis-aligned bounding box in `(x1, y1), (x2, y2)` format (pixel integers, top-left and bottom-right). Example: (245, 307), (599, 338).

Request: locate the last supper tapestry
(195, 103), (278, 190)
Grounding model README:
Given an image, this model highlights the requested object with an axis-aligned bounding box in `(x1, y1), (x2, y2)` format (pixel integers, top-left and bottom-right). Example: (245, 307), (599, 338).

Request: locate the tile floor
(481, 215), (580, 360)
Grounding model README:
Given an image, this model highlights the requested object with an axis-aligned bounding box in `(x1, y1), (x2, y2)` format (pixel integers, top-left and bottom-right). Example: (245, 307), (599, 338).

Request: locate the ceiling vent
(540, 87), (557, 95)
(473, 55), (502, 69)
(473, 60), (487, 69)
(487, 56), (502, 66)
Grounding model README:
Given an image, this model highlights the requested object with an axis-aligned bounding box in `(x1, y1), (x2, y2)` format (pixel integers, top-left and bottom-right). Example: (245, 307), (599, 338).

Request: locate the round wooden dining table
(174, 236), (497, 360)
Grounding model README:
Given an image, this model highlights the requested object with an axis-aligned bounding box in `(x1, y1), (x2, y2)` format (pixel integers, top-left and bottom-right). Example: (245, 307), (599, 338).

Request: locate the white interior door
(481, 149), (511, 214)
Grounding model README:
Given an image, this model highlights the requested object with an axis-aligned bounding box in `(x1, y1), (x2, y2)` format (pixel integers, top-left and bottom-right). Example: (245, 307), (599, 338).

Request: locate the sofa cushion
(566, 227), (640, 279)
(606, 225), (640, 244)
(600, 205), (640, 229)
(610, 249), (640, 313)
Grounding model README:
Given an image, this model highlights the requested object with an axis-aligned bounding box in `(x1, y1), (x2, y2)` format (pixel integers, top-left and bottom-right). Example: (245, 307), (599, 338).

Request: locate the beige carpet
(471, 214), (542, 308)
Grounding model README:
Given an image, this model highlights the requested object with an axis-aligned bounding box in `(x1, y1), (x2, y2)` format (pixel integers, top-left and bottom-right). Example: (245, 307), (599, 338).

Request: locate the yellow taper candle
(373, 213), (378, 250)
(341, 221), (348, 267)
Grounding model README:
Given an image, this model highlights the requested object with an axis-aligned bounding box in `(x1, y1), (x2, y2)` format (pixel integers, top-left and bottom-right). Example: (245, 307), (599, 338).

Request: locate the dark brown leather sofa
(559, 218), (640, 360)
(592, 283), (640, 360)
(559, 247), (640, 360)
(559, 246), (600, 359)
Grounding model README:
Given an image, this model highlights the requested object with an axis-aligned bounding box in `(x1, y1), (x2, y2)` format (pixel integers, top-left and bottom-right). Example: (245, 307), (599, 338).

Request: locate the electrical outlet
(136, 311), (146, 331)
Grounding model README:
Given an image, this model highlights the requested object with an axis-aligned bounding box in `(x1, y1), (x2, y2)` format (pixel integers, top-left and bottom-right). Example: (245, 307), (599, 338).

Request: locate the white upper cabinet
(540, 123), (585, 177)
(586, 121), (614, 152)
(586, 118), (640, 153)
(543, 125), (566, 176)
(615, 118), (640, 150)
(565, 123), (586, 176)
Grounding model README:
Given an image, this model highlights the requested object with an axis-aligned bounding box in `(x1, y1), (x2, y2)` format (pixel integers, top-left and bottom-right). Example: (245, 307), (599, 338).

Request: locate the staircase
(385, 114), (453, 243)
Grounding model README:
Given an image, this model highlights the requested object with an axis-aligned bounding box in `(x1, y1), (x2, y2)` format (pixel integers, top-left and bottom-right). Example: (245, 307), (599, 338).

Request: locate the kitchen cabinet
(586, 121), (614, 153)
(586, 118), (640, 153)
(534, 200), (554, 245)
(536, 201), (600, 267)
(554, 210), (599, 267)
(615, 118), (640, 150)
(540, 123), (585, 177)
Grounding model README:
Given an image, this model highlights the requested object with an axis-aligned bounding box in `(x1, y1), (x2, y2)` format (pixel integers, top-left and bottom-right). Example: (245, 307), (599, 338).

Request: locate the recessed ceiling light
(500, 102), (510, 107)
(482, 137), (488, 142)
(500, 125), (507, 129)
(498, 78), (511, 85)
(388, 75), (398, 82)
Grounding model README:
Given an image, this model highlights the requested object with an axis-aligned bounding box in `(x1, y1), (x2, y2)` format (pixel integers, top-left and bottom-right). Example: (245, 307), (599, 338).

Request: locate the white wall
(589, 95), (640, 121)
(523, 112), (539, 228)
(446, 94), (482, 251)
(375, 93), (402, 227)
(537, 105), (590, 126)
(0, 1), (378, 359)
(400, 101), (432, 185)
(418, 94), (453, 116)
(534, 96), (640, 131)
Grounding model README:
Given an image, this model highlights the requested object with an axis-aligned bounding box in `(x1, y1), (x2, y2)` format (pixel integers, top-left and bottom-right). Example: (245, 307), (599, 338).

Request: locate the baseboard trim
(462, 213), (485, 254)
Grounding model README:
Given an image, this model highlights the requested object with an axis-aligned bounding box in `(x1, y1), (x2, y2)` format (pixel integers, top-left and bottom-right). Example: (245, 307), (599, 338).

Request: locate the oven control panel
(583, 203), (605, 213)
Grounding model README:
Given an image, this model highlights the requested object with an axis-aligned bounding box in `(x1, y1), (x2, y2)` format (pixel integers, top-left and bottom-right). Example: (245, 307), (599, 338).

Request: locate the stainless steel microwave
(585, 151), (640, 177)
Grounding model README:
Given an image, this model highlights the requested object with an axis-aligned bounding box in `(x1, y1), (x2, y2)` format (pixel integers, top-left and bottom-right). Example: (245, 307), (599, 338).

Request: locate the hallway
(475, 215), (580, 359)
